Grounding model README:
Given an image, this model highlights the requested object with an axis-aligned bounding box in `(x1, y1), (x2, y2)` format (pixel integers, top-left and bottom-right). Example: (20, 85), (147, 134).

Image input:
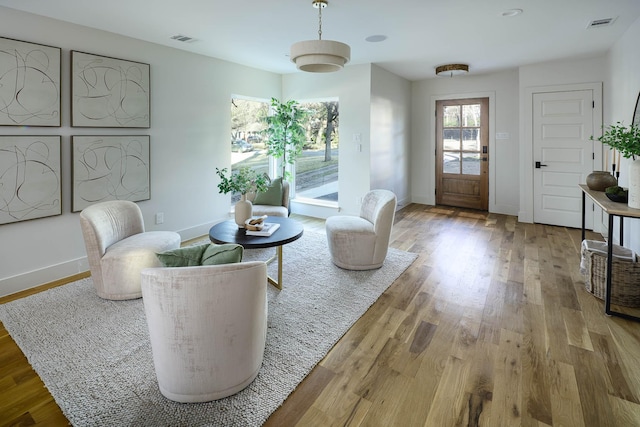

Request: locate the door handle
(535, 161), (548, 168)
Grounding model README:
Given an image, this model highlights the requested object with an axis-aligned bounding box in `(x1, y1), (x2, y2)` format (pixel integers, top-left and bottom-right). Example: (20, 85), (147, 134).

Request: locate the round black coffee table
(209, 216), (304, 290)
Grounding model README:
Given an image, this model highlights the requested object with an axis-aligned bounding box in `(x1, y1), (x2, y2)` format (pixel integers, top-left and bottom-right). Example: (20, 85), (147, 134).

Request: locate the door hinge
(592, 100), (595, 108)
(593, 153), (595, 160)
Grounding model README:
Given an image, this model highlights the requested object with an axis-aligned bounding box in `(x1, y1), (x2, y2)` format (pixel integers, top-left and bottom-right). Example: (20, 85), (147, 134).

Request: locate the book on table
(246, 222), (280, 236)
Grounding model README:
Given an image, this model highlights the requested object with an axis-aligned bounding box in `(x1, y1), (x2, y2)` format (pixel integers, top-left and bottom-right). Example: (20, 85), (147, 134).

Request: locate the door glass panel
(443, 106), (460, 127)
(443, 129), (460, 150)
(443, 152), (460, 174)
(462, 153), (481, 175)
(462, 128), (480, 151)
(462, 104), (481, 127)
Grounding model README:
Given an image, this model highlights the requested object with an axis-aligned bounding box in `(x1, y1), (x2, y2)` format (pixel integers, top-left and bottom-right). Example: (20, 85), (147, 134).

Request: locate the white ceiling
(1, 0), (640, 81)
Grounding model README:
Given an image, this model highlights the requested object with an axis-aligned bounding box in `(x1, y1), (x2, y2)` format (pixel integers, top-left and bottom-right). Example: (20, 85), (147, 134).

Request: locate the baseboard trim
(0, 257), (90, 299)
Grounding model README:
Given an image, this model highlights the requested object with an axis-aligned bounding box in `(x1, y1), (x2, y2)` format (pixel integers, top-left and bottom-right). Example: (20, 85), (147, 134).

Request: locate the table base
(265, 246), (283, 290)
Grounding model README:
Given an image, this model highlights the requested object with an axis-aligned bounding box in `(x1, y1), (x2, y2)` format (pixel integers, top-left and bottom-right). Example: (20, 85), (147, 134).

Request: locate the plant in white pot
(592, 122), (640, 207)
(216, 167), (270, 227)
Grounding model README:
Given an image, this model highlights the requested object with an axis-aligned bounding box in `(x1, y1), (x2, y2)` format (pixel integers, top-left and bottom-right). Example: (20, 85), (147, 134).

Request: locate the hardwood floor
(2, 204), (639, 426)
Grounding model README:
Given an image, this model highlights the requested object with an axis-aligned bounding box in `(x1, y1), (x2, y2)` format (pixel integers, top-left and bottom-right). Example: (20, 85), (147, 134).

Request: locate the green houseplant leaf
(263, 98), (309, 180)
(591, 122), (640, 159)
(216, 167), (270, 195)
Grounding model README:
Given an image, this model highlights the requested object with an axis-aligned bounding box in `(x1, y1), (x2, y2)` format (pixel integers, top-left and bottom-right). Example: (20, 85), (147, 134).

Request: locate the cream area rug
(0, 231), (417, 426)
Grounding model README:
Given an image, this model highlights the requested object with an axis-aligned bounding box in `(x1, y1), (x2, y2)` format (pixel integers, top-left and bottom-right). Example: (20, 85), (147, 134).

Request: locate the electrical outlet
(155, 212), (164, 224)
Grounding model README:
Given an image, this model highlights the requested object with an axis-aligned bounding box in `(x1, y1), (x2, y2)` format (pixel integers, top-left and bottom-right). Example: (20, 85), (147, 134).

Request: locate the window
(294, 99), (339, 204)
(229, 97), (340, 206)
(230, 97), (270, 203)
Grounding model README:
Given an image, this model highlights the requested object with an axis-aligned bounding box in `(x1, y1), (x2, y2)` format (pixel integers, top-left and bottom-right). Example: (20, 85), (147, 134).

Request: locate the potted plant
(263, 98), (308, 180)
(216, 167), (270, 227)
(591, 122), (640, 207)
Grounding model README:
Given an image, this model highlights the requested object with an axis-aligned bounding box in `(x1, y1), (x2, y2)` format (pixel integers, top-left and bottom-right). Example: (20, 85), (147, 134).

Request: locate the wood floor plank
(423, 355), (472, 426)
(485, 328), (523, 426)
(548, 360), (586, 427)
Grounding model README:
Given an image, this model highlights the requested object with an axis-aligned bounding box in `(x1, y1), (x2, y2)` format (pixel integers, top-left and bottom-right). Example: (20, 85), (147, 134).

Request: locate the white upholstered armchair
(79, 200), (181, 300)
(248, 179), (290, 217)
(141, 261), (268, 403)
(325, 189), (397, 270)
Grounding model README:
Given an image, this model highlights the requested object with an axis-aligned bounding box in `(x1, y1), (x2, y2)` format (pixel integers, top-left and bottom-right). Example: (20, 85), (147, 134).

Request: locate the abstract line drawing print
(0, 136), (61, 225)
(0, 38), (61, 126)
(71, 51), (150, 128)
(72, 136), (150, 211)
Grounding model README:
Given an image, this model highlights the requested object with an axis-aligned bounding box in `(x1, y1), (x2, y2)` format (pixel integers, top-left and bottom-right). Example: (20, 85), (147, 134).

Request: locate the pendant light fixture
(290, 0), (351, 73)
(435, 63), (469, 77)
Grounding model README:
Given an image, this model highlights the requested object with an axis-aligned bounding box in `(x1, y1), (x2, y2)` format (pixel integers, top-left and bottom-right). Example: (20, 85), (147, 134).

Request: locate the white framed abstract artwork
(71, 51), (150, 128)
(0, 37), (61, 126)
(72, 135), (150, 211)
(0, 136), (62, 224)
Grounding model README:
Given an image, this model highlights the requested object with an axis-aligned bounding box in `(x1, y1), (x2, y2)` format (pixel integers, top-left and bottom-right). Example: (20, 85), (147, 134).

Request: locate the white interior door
(533, 90), (594, 228)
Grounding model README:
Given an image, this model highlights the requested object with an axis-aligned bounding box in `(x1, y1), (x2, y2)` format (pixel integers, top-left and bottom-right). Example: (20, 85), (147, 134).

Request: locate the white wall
(411, 69), (520, 215)
(370, 65), (412, 209)
(0, 7), (281, 296)
(283, 64), (373, 216)
(606, 16), (640, 254)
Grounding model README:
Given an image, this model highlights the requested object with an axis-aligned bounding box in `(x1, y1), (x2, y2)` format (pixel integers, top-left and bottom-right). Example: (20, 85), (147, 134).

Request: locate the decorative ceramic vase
(235, 195), (253, 227)
(586, 171), (617, 191)
(628, 159), (640, 209)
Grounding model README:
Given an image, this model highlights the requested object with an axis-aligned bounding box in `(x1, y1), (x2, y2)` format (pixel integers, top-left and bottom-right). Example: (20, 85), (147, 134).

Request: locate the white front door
(533, 90), (594, 228)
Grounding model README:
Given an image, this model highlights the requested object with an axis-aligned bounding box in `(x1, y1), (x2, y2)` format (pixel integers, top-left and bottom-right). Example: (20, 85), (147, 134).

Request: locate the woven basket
(581, 240), (640, 307)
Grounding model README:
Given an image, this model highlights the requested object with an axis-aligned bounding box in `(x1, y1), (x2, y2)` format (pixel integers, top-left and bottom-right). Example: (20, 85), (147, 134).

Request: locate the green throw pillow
(201, 243), (244, 265)
(156, 243), (243, 267)
(253, 177), (283, 206)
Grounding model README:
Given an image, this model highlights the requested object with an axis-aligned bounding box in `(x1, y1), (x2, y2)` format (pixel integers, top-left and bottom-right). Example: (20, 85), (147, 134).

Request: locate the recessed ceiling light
(501, 9), (523, 17)
(365, 35), (387, 43)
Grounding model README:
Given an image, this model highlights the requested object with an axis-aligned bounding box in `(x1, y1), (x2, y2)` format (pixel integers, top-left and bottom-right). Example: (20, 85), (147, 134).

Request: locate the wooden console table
(580, 184), (640, 322)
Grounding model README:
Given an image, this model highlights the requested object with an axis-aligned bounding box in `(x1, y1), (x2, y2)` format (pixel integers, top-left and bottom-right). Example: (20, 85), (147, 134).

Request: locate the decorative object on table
(605, 185), (629, 203)
(244, 215), (267, 231)
(216, 167), (270, 227)
(0, 37), (61, 126)
(263, 98), (308, 180)
(585, 170), (618, 191)
(580, 239), (640, 307)
(71, 135), (150, 212)
(245, 221), (280, 237)
(71, 51), (150, 128)
(591, 120), (640, 208)
(0, 136), (61, 224)
(289, 0), (350, 73)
